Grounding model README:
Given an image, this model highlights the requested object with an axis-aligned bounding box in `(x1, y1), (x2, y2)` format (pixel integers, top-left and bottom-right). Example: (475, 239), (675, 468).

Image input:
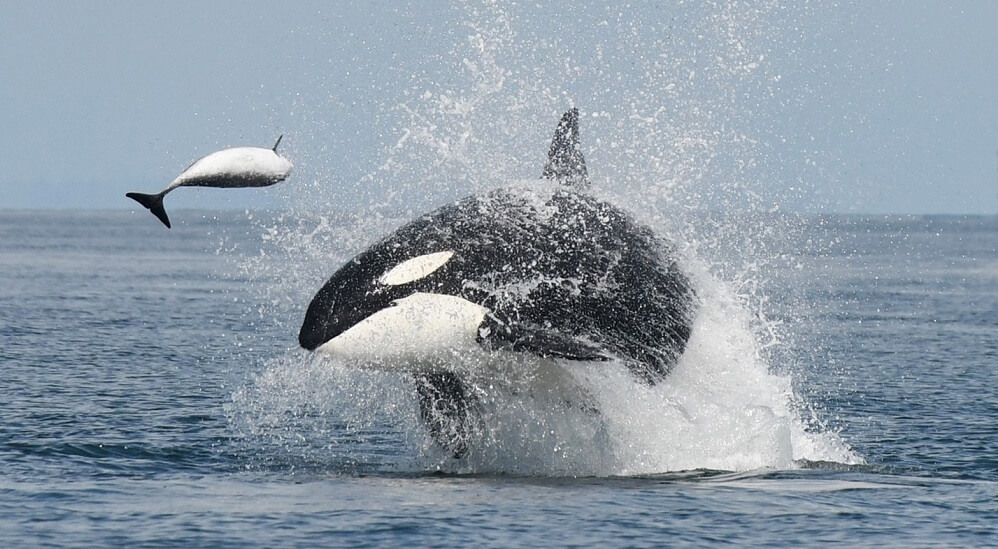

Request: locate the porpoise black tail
(125, 192), (171, 228)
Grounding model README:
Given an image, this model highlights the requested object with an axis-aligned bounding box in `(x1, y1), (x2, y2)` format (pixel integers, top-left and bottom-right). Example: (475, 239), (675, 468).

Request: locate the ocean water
(0, 209), (994, 546)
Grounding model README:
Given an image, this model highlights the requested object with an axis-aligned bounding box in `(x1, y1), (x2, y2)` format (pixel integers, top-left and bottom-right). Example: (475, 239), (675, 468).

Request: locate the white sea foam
(229, 243), (863, 475)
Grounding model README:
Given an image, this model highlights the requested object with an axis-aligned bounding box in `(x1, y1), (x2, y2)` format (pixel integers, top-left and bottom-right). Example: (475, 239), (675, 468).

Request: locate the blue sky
(0, 1), (995, 215)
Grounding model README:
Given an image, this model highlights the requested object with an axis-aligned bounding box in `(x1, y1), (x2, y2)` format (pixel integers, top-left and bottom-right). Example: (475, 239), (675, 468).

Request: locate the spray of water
(226, 1), (863, 475)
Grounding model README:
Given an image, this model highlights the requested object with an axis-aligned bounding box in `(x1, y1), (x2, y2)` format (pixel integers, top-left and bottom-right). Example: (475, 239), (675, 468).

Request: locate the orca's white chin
(315, 292), (489, 371)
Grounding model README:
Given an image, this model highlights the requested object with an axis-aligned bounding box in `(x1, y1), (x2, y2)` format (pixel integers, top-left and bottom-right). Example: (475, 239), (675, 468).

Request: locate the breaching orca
(127, 136), (293, 228)
(299, 109), (696, 456)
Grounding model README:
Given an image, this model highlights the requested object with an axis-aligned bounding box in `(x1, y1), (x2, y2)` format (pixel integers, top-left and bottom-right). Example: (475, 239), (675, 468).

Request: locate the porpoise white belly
(170, 146), (293, 190)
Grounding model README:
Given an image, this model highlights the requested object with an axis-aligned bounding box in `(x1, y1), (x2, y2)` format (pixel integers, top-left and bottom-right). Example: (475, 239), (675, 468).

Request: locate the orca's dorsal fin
(542, 108), (589, 189)
(272, 134), (283, 152)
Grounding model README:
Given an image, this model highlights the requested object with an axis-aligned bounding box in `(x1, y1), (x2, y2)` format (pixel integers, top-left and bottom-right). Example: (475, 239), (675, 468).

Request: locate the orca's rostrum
(299, 109), (697, 457)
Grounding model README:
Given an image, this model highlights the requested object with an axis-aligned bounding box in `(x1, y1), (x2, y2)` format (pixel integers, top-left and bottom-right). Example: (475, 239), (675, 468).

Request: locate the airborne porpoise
(127, 136), (293, 228)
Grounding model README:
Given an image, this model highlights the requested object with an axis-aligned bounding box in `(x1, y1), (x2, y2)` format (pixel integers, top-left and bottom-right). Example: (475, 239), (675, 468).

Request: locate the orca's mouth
(298, 317), (335, 350)
(299, 290), (398, 351)
(298, 292), (342, 351)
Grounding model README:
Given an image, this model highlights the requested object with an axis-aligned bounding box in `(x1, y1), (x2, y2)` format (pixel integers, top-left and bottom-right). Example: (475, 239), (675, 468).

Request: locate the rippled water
(1, 210), (994, 546)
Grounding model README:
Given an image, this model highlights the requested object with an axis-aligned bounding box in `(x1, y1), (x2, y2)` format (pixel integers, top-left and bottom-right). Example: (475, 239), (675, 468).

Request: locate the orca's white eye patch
(379, 251), (454, 286)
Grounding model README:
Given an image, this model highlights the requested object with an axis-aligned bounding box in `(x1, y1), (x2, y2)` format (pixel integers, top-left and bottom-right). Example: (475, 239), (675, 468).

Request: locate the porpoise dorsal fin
(272, 134), (283, 152)
(542, 108), (589, 189)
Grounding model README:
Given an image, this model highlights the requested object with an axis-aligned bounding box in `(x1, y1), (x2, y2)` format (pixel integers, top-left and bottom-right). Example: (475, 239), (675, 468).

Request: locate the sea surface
(1, 209), (995, 546)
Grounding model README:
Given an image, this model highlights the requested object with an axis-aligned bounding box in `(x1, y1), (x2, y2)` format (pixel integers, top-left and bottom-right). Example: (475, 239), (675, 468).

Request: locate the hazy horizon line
(2, 206), (995, 218)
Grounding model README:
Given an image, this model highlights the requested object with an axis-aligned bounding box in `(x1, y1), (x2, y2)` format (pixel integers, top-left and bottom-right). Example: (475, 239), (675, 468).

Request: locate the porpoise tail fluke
(125, 192), (171, 228)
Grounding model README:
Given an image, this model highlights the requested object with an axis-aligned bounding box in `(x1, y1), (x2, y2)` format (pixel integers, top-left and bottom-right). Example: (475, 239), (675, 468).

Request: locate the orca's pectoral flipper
(125, 192), (171, 229)
(542, 108), (589, 189)
(478, 316), (609, 361)
(413, 371), (479, 459)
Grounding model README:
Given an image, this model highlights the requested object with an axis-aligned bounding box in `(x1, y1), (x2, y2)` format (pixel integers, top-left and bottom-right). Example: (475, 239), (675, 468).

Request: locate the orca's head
(298, 247), (487, 363)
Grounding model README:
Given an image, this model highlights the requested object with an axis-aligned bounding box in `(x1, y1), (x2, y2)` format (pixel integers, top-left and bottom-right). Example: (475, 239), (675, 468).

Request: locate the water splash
(227, 260), (862, 475)
(225, 1), (863, 475)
